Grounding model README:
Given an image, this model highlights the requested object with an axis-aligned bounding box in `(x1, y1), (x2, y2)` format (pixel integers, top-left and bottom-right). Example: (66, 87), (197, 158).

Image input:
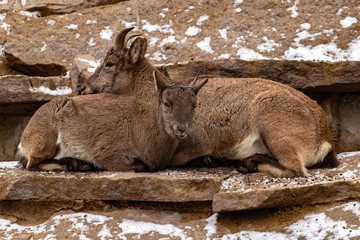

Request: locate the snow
(85, 20), (97, 24)
(219, 28), (228, 40)
(29, 86), (72, 95)
(46, 19), (56, 25)
(65, 24), (79, 30)
(196, 15), (209, 26)
(196, 37), (214, 54)
(337, 6), (349, 16)
(235, 8), (242, 13)
(141, 19), (174, 34)
(340, 16), (358, 28)
(100, 26), (113, 40)
(117, 219), (189, 240)
(18, 11), (40, 18)
(257, 36), (281, 52)
(0, 161), (18, 169)
(120, 20), (135, 30)
(88, 37), (96, 47)
(337, 151), (360, 159)
(149, 37), (160, 47)
(0, 0), (8, 4)
(185, 26), (201, 36)
(204, 213), (218, 240)
(77, 58), (101, 73)
(40, 42), (47, 52)
(287, 0), (299, 18)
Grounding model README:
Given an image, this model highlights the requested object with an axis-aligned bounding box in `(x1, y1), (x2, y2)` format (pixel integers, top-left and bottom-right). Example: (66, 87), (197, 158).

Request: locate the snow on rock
(196, 37), (214, 54)
(65, 24), (79, 30)
(340, 16), (358, 28)
(100, 26), (113, 40)
(77, 58), (101, 73)
(29, 86), (72, 95)
(185, 26), (201, 36)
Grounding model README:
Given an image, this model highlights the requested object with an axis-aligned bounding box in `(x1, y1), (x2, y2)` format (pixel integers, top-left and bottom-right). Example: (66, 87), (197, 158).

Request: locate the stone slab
(0, 75), (72, 104)
(213, 154), (360, 212)
(0, 164), (230, 202)
(1, 153), (360, 212)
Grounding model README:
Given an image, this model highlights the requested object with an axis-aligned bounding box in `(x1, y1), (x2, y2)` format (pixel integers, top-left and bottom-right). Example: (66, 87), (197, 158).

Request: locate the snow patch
(257, 36), (281, 52)
(40, 42), (47, 52)
(1, 21), (10, 34)
(88, 37), (96, 47)
(30, 86), (72, 95)
(185, 26), (201, 36)
(287, 0), (299, 18)
(100, 26), (113, 40)
(219, 28), (228, 40)
(77, 58), (101, 73)
(149, 37), (160, 47)
(204, 213), (218, 240)
(0, 0), (8, 5)
(121, 20), (136, 29)
(218, 53), (230, 59)
(85, 20), (97, 25)
(46, 19), (56, 25)
(19, 11), (40, 18)
(150, 51), (168, 61)
(141, 20), (174, 34)
(337, 151), (360, 159)
(337, 6), (349, 16)
(0, 161), (19, 169)
(117, 219), (188, 240)
(196, 15), (209, 25)
(196, 37), (214, 54)
(65, 24), (78, 30)
(184, 6), (195, 13)
(340, 16), (357, 28)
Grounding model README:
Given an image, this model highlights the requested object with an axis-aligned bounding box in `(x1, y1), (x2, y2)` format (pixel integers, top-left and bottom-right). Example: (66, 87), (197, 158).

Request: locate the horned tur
(16, 70), (207, 171)
(80, 27), (339, 178)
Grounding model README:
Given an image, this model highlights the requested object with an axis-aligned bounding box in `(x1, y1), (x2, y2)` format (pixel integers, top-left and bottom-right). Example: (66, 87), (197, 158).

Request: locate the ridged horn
(163, 67), (176, 88)
(114, 27), (134, 51)
(189, 72), (200, 89)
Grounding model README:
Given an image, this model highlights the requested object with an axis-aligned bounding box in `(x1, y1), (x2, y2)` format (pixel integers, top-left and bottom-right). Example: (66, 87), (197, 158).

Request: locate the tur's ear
(128, 37), (148, 65)
(194, 78), (208, 95)
(153, 70), (167, 93)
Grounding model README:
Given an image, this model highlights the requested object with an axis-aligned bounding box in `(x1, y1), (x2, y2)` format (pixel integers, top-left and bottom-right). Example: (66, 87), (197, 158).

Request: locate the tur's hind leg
(261, 136), (308, 178)
(22, 135), (58, 170)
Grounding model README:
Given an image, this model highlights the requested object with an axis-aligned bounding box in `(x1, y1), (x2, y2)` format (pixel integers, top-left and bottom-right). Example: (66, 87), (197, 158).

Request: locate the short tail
(310, 149), (339, 169)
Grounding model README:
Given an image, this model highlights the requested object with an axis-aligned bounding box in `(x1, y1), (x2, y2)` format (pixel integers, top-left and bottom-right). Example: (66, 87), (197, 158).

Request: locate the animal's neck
(130, 60), (166, 101)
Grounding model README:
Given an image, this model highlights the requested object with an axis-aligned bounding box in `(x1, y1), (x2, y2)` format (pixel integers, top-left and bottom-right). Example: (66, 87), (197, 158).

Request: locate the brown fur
(16, 73), (207, 171)
(80, 28), (338, 177)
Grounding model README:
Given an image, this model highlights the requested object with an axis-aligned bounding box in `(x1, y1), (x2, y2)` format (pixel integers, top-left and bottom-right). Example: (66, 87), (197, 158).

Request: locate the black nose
(177, 125), (186, 133)
(80, 86), (86, 94)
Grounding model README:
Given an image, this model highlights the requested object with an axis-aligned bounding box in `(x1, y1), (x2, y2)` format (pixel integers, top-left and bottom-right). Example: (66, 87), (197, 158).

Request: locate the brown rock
(0, 168), (230, 202)
(213, 155), (360, 212)
(339, 94), (360, 151)
(3, 0), (360, 91)
(0, 0), (126, 16)
(0, 75), (72, 104)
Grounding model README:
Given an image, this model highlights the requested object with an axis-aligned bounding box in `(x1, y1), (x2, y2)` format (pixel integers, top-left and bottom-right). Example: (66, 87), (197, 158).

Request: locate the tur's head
(153, 68), (208, 140)
(80, 27), (147, 95)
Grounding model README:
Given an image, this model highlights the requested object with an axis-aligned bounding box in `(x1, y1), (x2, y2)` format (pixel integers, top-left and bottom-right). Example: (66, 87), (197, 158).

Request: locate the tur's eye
(105, 62), (115, 67)
(164, 102), (171, 108)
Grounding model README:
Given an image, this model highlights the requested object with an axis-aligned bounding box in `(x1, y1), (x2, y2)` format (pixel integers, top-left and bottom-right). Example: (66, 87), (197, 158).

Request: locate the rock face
(1, 153), (360, 211)
(0, 0), (126, 16)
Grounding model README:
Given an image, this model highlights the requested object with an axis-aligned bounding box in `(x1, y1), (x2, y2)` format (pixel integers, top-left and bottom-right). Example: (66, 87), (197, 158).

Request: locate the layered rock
(1, 153), (360, 211)
(0, 0), (126, 16)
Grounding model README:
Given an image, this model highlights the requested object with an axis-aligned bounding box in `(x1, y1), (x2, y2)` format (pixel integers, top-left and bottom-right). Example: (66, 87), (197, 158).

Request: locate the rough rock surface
(0, 75), (72, 104)
(1, 153), (360, 211)
(2, 0), (360, 88)
(2, 200), (360, 239)
(0, 0), (126, 16)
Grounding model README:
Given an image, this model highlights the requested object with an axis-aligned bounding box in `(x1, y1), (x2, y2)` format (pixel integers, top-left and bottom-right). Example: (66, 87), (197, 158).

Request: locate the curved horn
(125, 34), (142, 47)
(163, 67), (176, 87)
(114, 27), (134, 51)
(189, 71), (200, 89)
